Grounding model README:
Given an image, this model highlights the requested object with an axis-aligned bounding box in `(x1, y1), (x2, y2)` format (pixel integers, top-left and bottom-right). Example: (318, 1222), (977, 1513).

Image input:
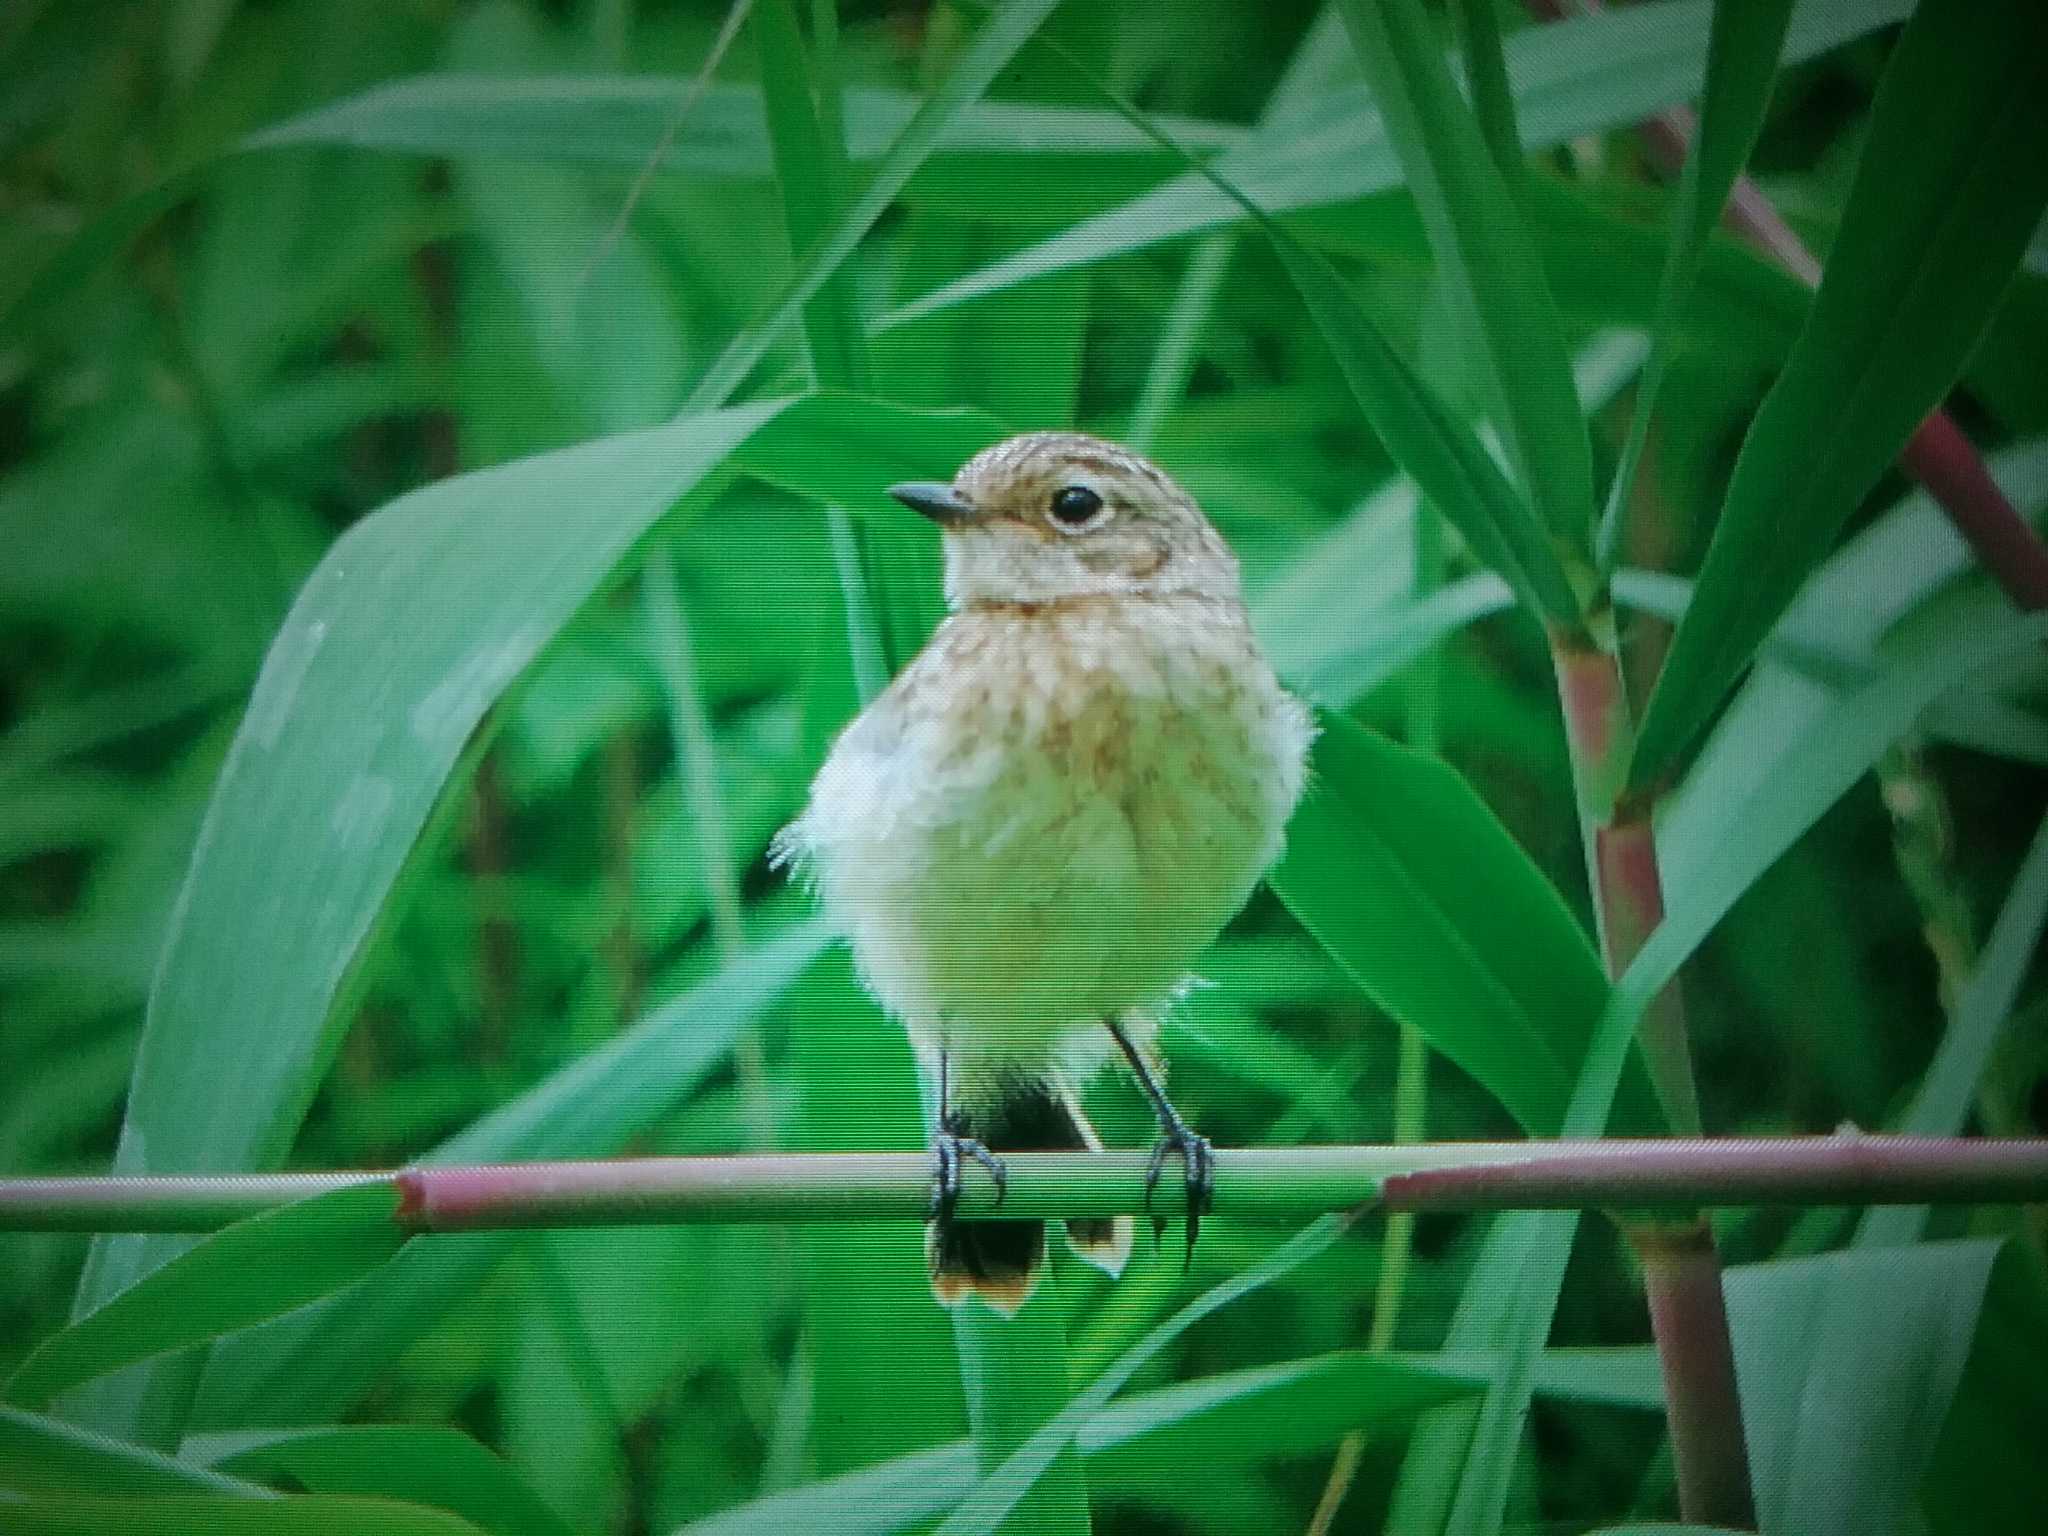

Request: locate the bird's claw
(929, 1123), (1008, 1223)
(1143, 1124), (1214, 1270)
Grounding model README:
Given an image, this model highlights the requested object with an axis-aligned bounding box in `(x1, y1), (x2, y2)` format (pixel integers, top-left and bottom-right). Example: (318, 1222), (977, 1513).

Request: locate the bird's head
(889, 432), (1240, 611)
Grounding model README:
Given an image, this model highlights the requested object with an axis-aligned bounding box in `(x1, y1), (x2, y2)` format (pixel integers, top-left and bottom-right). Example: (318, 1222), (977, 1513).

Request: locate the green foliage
(1599, 0), (1795, 562)
(9, 1185), (403, 1411)
(1336, 0), (1595, 566)
(1272, 711), (1655, 1136)
(4, 0), (2047, 1533)
(3, 1494), (492, 1536)
(1631, 0), (2048, 787)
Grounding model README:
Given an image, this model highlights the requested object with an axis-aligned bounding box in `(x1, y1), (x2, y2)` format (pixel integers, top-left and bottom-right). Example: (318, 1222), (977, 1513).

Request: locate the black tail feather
(929, 1077), (1131, 1314)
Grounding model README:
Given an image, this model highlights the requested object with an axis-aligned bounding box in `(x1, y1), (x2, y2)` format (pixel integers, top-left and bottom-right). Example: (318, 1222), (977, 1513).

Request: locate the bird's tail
(928, 1080), (1132, 1315)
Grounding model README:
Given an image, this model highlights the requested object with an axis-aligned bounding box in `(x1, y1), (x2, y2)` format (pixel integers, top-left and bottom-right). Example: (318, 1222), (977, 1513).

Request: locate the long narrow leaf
(1336, 0), (1594, 557)
(1856, 813), (2048, 1248)
(935, 1215), (1354, 1536)
(1450, 0), (1522, 179)
(1631, 0), (2048, 789)
(1599, 0), (1795, 565)
(4, 1495), (489, 1536)
(0, 1406), (268, 1500)
(194, 921), (830, 1427)
(200, 1425), (576, 1536)
(11, 1186), (402, 1411)
(684, 0), (1062, 409)
(882, 0), (1909, 329)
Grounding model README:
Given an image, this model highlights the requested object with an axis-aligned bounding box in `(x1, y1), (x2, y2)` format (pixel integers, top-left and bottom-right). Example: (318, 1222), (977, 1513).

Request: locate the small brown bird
(776, 432), (1312, 1312)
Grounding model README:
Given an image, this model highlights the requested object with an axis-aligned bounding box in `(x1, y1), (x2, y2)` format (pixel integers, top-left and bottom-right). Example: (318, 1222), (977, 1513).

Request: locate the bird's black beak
(888, 481), (978, 528)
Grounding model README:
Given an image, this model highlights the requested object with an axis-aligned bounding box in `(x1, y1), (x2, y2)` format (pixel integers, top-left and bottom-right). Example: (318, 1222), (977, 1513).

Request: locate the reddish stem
(1596, 814), (1701, 1132)
(1902, 414), (2048, 611)
(1638, 1222), (1759, 1532)
(1551, 629), (1745, 1523)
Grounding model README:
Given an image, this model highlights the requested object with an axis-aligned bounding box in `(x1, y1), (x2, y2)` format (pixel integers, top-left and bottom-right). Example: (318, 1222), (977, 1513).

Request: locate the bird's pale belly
(809, 608), (1304, 1062)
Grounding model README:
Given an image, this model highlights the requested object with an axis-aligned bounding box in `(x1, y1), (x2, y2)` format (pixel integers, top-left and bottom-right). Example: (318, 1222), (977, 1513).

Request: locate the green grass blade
(882, 1), (1908, 338)
(0, 1406), (268, 1500)
(196, 921), (830, 1427)
(748, 0), (900, 719)
(1125, 231), (1235, 451)
(684, 0), (1062, 410)
(1418, 841), (1694, 1536)
(1255, 333), (1647, 693)
(1856, 813), (2048, 1248)
(63, 396), (788, 1436)
(1281, 574), (1515, 709)
(1658, 607), (2048, 989)
(935, 1215), (1354, 1536)
(949, 1291), (1092, 1536)
(680, 1343), (1501, 1535)
(1449, 0), (1522, 179)
(1657, 436), (2048, 885)
(1336, 0), (1594, 562)
(753, 0), (868, 394)
(1272, 241), (1581, 623)
(2, 70), (1239, 337)
(3, 1494), (489, 1536)
(239, 77), (1242, 174)
(202, 1425), (576, 1536)
(1598, 0), (1794, 568)
(9, 1186), (402, 1411)
(1630, 0), (2048, 790)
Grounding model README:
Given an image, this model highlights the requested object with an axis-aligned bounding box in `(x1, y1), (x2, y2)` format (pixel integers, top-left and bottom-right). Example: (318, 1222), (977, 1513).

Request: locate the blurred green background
(3, 1), (2046, 1532)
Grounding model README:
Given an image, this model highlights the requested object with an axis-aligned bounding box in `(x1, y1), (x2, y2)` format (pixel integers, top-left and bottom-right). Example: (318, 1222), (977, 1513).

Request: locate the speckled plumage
(793, 590), (1304, 1083)
(777, 432), (1312, 1308)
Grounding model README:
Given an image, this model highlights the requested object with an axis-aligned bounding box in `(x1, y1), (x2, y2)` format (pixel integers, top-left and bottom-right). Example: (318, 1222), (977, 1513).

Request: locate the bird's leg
(928, 1046), (1007, 1223)
(1104, 1016), (1212, 1268)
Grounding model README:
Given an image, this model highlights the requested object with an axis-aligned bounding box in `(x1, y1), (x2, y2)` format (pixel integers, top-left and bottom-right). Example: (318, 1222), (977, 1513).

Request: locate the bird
(774, 431), (1313, 1313)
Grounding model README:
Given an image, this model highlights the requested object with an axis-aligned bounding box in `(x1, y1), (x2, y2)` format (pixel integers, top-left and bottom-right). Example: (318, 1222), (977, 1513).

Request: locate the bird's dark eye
(1049, 485), (1105, 528)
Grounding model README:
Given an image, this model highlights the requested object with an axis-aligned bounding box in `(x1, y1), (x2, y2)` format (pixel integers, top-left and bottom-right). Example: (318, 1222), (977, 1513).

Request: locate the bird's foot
(930, 1117), (1008, 1223)
(1143, 1121), (1214, 1270)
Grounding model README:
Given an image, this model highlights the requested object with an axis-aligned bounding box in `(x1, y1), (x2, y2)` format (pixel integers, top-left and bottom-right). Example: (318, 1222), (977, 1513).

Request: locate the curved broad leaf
(1270, 711), (1659, 1136)
(1727, 1240), (2004, 1536)
(64, 391), (1002, 1439)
